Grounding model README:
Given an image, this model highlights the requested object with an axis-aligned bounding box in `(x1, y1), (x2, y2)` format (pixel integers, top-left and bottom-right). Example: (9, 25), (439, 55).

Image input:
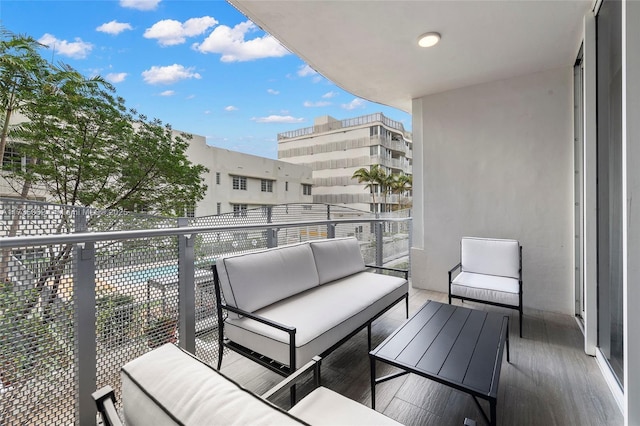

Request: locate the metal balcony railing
(0, 198), (411, 425)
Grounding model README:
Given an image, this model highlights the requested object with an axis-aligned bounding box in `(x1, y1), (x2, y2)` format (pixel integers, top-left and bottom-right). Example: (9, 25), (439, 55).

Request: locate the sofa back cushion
(310, 237), (366, 285)
(121, 344), (304, 426)
(216, 242), (320, 315)
(461, 237), (520, 279)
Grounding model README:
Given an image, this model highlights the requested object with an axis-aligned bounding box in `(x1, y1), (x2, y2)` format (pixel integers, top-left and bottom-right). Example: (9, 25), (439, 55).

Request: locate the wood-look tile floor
(218, 288), (623, 426)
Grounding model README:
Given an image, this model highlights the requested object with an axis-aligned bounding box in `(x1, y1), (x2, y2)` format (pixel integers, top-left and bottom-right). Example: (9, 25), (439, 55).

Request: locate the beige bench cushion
(290, 387), (402, 425)
(121, 344), (304, 426)
(225, 271), (408, 368)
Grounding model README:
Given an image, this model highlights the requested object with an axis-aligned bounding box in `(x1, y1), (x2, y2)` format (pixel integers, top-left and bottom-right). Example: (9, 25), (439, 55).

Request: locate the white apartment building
(185, 134), (313, 217)
(278, 113), (412, 213)
(1, 117), (313, 216)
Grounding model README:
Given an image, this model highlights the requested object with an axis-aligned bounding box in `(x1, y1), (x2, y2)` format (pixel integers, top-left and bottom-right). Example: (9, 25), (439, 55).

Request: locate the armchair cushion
(120, 344), (304, 425)
(461, 237), (519, 279)
(290, 387), (402, 425)
(451, 272), (519, 306)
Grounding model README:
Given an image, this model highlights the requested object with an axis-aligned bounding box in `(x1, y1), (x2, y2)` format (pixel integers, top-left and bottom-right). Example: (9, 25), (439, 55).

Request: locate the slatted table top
(370, 299), (509, 399)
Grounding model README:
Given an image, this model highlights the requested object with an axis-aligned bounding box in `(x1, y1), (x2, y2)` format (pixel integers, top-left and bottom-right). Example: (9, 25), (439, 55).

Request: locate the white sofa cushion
(461, 237), (520, 279)
(225, 271), (408, 368)
(216, 242), (320, 317)
(290, 387), (402, 425)
(451, 271), (519, 306)
(310, 237), (366, 285)
(120, 344), (304, 426)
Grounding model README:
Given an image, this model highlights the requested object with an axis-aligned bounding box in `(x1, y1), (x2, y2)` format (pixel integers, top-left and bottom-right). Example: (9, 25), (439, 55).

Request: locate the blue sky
(1, 0), (411, 159)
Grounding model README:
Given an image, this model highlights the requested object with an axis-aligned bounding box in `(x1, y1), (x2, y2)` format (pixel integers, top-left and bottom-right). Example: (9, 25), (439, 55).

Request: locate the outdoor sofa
(213, 237), (409, 377)
(93, 343), (403, 425)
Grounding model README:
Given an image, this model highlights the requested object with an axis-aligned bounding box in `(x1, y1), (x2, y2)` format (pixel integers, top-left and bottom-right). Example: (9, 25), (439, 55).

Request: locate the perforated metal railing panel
(1, 199), (410, 424)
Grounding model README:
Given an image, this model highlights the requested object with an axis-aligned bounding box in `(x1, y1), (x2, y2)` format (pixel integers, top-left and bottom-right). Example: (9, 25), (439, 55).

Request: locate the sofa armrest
(261, 356), (322, 403)
(365, 264), (409, 280)
(92, 385), (123, 426)
(222, 302), (297, 334)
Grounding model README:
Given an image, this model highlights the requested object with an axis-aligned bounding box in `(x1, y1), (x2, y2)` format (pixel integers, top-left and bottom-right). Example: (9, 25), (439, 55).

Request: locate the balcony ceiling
(229, 0), (592, 112)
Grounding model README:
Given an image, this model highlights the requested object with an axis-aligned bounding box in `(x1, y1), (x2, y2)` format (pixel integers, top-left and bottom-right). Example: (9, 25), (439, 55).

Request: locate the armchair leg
(519, 309), (523, 338)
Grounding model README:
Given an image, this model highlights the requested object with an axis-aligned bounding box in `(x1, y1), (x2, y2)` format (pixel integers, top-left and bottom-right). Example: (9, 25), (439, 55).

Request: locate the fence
(0, 198), (411, 425)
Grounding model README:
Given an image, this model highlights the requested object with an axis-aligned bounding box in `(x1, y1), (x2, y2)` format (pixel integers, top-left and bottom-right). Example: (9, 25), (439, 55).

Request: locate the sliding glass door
(596, 0), (623, 387)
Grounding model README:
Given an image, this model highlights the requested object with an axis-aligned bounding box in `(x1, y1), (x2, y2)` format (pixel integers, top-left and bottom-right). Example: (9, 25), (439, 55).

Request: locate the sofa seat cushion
(451, 271), (519, 306)
(309, 237), (366, 285)
(217, 242), (320, 318)
(225, 272), (408, 368)
(120, 344), (304, 426)
(290, 387), (402, 426)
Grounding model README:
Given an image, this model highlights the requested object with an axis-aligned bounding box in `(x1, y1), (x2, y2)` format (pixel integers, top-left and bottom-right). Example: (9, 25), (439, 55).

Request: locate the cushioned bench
(448, 236), (523, 337)
(213, 237), (409, 375)
(93, 343), (403, 425)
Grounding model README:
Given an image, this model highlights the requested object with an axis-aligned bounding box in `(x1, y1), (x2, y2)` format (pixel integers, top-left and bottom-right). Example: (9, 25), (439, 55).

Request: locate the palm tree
(352, 164), (385, 213)
(378, 171), (394, 213)
(391, 174), (412, 210)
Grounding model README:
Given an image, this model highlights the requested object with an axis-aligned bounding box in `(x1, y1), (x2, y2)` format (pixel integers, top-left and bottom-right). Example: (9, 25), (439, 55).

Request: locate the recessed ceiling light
(417, 32), (441, 48)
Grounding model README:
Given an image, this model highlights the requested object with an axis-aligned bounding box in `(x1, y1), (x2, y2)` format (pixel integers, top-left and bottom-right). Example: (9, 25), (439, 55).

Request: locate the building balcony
(0, 198), (621, 424)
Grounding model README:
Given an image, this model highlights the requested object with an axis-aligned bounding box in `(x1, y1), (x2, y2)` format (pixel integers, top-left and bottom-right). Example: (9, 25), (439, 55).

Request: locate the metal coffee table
(370, 300), (510, 426)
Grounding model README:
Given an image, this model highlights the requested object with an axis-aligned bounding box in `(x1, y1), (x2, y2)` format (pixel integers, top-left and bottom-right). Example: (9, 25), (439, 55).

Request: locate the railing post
(327, 223), (336, 239)
(267, 228), (278, 248)
(178, 218), (196, 354)
(408, 217), (413, 277)
(327, 204), (331, 220)
(75, 209), (97, 425)
(375, 221), (384, 266)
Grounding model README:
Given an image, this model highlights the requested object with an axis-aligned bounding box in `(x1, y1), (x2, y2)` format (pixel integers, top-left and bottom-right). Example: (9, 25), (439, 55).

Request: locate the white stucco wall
(411, 67), (575, 314)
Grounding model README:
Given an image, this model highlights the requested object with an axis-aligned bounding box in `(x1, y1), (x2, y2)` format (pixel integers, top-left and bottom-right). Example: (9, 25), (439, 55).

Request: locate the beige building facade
(278, 113), (412, 213)
(185, 134), (313, 217)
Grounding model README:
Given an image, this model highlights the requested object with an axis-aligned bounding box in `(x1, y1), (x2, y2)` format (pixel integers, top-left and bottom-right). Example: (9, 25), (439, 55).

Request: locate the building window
(302, 184), (312, 196)
(285, 181), (289, 191)
(261, 205), (270, 216)
(185, 205), (195, 218)
(216, 172), (220, 185)
(261, 179), (273, 192)
(303, 205), (312, 211)
(232, 204), (247, 217)
(216, 202), (221, 215)
(232, 175), (247, 190)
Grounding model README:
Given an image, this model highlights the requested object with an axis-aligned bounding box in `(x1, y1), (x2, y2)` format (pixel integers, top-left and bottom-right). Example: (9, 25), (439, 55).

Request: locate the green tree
(0, 29), (48, 169)
(391, 174), (412, 210)
(0, 31), (208, 305)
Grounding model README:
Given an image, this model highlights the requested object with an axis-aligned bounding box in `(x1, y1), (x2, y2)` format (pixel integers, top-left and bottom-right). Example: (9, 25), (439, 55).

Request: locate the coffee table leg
(370, 356), (376, 410)
(490, 399), (496, 426)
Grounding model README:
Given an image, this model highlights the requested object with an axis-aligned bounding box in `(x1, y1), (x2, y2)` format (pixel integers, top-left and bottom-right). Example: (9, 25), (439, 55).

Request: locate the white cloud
(322, 91), (338, 99)
(193, 20), (289, 62)
(38, 34), (93, 59)
(341, 98), (366, 110)
(120, 0), (160, 11)
(303, 100), (331, 107)
(160, 90), (175, 96)
(141, 64), (201, 85)
(267, 89), (279, 95)
(297, 64), (317, 77)
(96, 21), (133, 35)
(225, 105), (238, 111)
(106, 72), (128, 83)
(252, 115), (304, 124)
(144, 17), (217, 46)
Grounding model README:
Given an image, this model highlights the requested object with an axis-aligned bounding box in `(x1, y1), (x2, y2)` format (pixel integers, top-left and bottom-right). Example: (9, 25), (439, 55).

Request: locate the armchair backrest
(461, 237), (520, 279)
